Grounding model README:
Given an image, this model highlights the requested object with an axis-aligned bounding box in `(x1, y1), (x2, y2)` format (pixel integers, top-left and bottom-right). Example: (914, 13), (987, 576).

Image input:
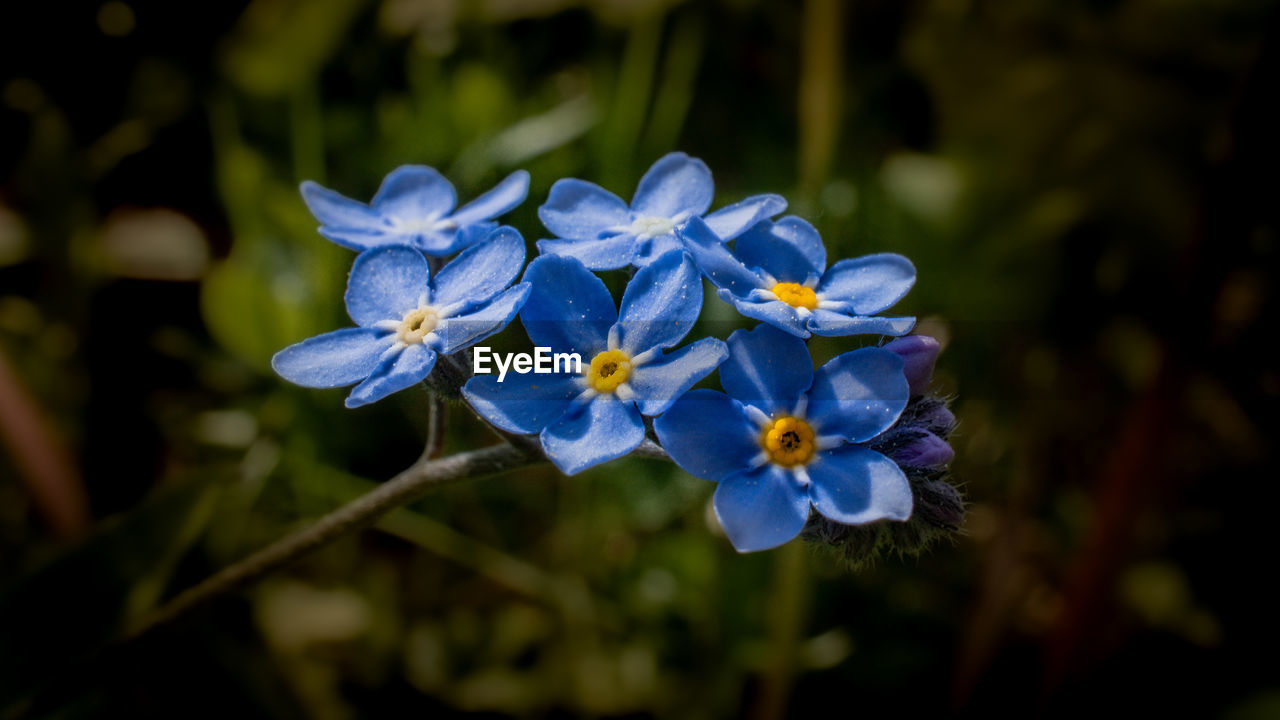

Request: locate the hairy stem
(124, 442), (536, 641)
(124, 439), (670, 642)
(426, 394), (446, 459)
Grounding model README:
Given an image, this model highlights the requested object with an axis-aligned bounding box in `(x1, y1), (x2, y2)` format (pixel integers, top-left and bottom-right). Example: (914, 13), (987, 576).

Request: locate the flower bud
(884, 335), (941, 397)
(890, 430), (955, 468)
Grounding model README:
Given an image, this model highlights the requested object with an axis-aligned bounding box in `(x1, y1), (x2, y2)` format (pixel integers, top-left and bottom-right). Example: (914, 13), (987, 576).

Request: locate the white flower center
(396, 305), (440, 344)
(395, 215), (457, 234)
(628, 215), (676, 239)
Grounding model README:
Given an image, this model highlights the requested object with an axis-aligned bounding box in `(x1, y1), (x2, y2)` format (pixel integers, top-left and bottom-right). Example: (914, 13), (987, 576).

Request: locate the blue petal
(538, 178), (632, 241)
(678, 216), (766, 296)
(345, 343), (437, 408)
(519, 255), (616, 355)
(536, 234), (639, 271)
(719, 324), (812, 414)
(806, 347), (908, 443)
(702, 194), (788, 241)
(733, 216), (826, 282)
(818, 253), (916, 315)
(462, 371), (581, 435)
(437, 284), (531, 354)
(614, 250), (702, 353)
(882, 335), (941, 396)
(300, 181), (385, 233)
(723, 293), (809, 338)
(631, 152), (714, 219)
(345, 247), (433, 327)
(431, 226), (526, 307)
(454, 221), (500, 248)
(888, 431), (955, 467)
(317, 227), (401, 252)
(540, 395), (646, 475)
(628, 338), (728, 416)
(272, 328), (392, 388)
(415, 220), (499, 256)
(654, 389), (760, 482)
(448, 170), (530, 227)
(807, 446), (912, 524)
(805, 311), (915, 337)
(632, 232), (684, 267)
(370, 166), (457, 225)
(714, 465), (810, 552)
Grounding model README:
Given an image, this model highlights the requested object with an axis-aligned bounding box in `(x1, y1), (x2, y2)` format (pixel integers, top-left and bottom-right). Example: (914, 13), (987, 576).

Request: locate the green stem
(751, 540), (811, 720)
(123, 442), (535, 641)
(123, 439), (670, 643)
(797, 0), (844, 203)
(600, 13), (664, 187)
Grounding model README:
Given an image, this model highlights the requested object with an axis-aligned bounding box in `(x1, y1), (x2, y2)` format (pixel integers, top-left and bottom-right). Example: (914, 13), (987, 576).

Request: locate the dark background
(2, 0), (1278, 717)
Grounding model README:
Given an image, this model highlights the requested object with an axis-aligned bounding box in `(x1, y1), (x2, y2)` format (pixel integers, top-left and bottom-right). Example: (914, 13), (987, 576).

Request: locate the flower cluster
(273, 153), (960, 556)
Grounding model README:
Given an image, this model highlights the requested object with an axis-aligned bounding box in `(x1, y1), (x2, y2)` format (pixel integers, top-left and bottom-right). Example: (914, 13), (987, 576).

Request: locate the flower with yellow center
(653, 324), (917, 553)
(462, 251), (727, 476)
(759, 415), (816, 467)
(770, 282), (819, 311)
(679, 215), (918, 339)
(585, 349), (633, 393)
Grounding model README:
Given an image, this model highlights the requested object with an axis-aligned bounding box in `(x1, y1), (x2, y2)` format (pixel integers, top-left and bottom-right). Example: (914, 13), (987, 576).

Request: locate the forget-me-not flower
(679, 215), (916, 338)
(272, 227), (532, 407)
(301, 166), (530, 255)
(463, 251), (728, 475)
(537, 152), (786, 270)
(654, 324), (913, 552)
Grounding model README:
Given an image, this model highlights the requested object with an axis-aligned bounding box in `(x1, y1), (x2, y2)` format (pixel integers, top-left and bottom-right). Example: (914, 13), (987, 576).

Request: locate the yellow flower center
(586, 349), (632, 393)
(771, 282), (818, 310)
(760, 416), (816, 467)
(397, 306), (439, 344)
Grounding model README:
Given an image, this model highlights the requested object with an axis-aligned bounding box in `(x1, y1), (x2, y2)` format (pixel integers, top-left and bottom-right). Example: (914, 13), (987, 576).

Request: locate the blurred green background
(2, 0), (1278, 717)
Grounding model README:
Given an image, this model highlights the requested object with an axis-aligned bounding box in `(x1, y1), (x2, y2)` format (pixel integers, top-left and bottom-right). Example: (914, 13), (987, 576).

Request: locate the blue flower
(653, 324), (913, 552)
(272, 227), (532, 407)
(679, 215), (917, 338)
(301, 166), (530, 255)
(537, 152), (786, 270)
(463, 251), (728, 475)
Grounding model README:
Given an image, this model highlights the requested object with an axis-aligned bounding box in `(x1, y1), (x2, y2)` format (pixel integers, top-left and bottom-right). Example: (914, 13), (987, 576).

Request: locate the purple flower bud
(889, 430), (955, 467)
(917, 401), (956, 437)
(884, 335), (941, 397)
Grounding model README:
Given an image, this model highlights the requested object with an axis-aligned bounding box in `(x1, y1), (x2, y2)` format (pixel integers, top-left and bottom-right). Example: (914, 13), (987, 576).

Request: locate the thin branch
(124, 442), (540, 642)
(425, 394), (446, 459)
(123, 438), (670, 642)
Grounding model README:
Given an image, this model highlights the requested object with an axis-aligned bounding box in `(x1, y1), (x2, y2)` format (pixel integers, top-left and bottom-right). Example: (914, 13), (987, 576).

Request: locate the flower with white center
(271, 228), (531, 407)
(300, 165), (530, 256)
(536, 152), (787, 270)
(679, 215), (918, 338)
(654, 324), (914, 552)
(462, 251), (728, 475)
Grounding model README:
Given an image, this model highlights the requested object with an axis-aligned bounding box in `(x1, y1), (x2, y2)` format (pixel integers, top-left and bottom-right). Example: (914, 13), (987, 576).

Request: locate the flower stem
(122, 439), (669, 643)
(123, 442), (537, 642)
(426, 393), (446, 459)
